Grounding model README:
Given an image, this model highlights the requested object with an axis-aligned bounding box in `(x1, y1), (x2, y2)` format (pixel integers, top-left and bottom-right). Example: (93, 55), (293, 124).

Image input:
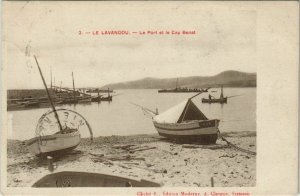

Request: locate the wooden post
(50, 66), (52, 89)
(47, 156), (54, 172)
(72, 72), (76, 103)
(211, 177), (214, 187)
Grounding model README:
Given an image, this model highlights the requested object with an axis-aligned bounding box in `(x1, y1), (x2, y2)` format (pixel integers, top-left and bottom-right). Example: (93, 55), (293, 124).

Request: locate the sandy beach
(7, 131), (256, 187)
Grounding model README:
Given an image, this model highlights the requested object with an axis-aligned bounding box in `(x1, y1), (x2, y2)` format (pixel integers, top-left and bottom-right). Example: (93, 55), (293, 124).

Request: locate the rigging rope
(217, 129), (256, 156)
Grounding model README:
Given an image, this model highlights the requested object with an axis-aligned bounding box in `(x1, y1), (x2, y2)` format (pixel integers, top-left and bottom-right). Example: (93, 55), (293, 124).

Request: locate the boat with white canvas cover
(153, 93), (220, 144)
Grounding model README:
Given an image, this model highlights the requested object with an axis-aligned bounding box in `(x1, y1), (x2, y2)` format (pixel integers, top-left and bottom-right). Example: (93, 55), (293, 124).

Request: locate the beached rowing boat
(32, 170), (161, 187)
(27, 130), (81, 156)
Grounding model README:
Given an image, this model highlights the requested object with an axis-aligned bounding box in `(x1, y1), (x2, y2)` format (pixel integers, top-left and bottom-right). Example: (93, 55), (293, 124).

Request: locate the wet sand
(7, 131), (256, 187)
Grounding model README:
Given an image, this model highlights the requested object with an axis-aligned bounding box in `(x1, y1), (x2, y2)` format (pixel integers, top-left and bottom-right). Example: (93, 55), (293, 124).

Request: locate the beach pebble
(214, 172), (218, 174)
(146, 163), (154, 167)
(174, 152), (178, 155)
(193, 182), (200, 187)
(13, 178), (21, 183)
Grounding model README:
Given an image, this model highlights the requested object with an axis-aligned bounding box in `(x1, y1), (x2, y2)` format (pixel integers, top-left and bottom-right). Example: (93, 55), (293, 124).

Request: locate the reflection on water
(8, 88), (256, 140)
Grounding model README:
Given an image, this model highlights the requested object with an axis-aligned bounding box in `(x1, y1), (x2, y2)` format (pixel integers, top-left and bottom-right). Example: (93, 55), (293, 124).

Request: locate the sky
(3, 1), (257, 89)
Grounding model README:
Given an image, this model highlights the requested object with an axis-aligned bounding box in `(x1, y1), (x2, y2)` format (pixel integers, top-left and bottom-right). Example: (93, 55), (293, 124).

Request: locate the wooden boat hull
(153, 119), (219, 144)
(7, 104), (26, 111)
(32, 171), (161, 187)
(202, 97), (227, 103)
(27, 132), (81, 156)
(78, 97), (92, 103)
(91, 96), (101, 102)
(60, 97), (91, 104)
(100, 96), (112, 101)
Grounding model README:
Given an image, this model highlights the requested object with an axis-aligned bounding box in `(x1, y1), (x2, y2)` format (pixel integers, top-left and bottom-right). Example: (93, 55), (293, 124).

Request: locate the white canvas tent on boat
(154, 99), (208, 124)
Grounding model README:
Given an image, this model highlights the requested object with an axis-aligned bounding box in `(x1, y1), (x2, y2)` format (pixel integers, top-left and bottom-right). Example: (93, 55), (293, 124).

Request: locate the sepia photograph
(1, 1), (298, 195)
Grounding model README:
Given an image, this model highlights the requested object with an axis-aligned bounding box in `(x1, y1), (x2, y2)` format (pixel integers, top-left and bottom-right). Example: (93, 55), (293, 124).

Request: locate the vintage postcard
(1, 1), (298, 195)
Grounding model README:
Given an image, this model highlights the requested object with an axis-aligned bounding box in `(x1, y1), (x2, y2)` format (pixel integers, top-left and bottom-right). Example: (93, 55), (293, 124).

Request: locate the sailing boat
(59, 72), (92, 104)
(100, 88), (112, 101)
(202, 86), (227, 103)
(27, 56), (93, 156)
(91, 88), (112, 102)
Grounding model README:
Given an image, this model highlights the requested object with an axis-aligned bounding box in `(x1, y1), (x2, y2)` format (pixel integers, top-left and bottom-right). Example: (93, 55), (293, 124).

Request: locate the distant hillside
(101, 70), (256, 89)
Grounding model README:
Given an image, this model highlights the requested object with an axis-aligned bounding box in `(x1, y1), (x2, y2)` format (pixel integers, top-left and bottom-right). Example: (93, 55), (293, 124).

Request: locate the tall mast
(220, 85), (224, 99)
(34, 56), (63, 133)
(50, 66), (52, 89)
(72, 72), (76, 102)
(175, 78), (178, 90)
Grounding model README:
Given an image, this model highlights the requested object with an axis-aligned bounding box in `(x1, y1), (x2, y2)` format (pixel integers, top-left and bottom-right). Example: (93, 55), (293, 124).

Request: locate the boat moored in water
(202, 97), (227, 104)
(202, 86), (227, 104)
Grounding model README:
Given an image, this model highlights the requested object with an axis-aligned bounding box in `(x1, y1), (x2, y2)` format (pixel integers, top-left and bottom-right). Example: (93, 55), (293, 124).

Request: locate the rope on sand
(218, 129), (256, 156)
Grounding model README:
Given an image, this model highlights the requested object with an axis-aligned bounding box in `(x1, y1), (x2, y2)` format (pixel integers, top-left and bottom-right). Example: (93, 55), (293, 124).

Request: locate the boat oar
(189, 92), (203, 100)
(227, 94), (243, 98)
(111, 93), (123, 97)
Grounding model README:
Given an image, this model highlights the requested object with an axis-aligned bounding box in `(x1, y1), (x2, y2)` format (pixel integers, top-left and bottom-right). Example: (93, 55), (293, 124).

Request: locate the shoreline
(7, 131), (256, 187)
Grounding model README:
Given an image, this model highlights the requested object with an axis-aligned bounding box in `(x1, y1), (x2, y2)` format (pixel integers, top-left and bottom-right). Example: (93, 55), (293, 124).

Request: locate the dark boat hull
(100, 96), (112, 101)
(91, 96), (101, 102)
(32, 171), (161, 187)
(202, 97), (227, 103)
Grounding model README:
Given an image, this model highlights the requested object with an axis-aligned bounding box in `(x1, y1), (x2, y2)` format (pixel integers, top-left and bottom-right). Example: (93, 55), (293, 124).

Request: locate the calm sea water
(8, 88), (256, 141)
